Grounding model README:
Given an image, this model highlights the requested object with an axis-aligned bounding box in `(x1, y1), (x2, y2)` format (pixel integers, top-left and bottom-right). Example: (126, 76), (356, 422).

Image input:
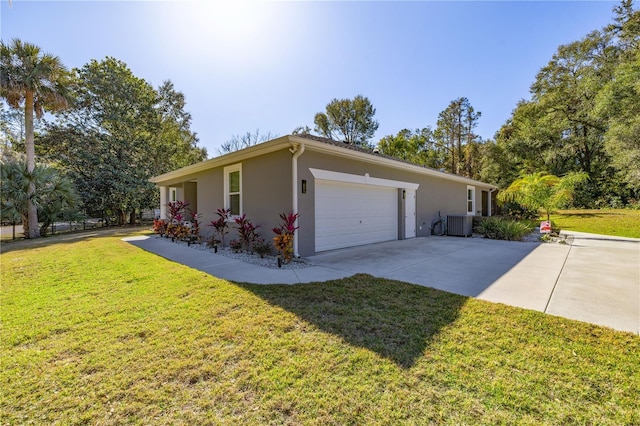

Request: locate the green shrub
(501, 201), (540, 220)
(627, 199), (640, 210)
(472, 216), (484, 232)
(252, 239), (272, 258)
(476, 217), (534, 241)
(229, 239), (243, 253)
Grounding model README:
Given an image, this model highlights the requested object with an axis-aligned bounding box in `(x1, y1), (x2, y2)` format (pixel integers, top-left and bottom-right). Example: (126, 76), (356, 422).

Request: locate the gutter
(290, 142), (305, 258)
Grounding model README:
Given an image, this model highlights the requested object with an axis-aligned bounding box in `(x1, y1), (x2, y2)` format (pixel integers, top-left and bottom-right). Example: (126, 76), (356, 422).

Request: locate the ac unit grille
(447, 215), (473, 237)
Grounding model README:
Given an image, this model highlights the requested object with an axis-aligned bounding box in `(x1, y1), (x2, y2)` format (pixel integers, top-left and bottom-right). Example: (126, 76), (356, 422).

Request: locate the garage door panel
(315, 180), (397, 252)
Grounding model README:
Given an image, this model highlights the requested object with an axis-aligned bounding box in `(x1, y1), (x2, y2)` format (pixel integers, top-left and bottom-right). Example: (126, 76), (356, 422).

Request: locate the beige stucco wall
(193, 167), (223, 233)
(183, 182), (198, 221)
(241, 149), (292, 240)
(193, 149), (292, 243)
(296, 149), (494, 256)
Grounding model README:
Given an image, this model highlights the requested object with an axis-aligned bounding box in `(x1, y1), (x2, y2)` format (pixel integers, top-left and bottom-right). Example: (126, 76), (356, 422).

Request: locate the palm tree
(498, 172), (588, 222)
(0, 39), (72, 238)
(1, 161), (79, 238)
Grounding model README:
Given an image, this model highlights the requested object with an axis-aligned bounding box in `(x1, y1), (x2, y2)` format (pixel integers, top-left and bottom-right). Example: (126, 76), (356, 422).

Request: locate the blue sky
(1, 0), (617, 157)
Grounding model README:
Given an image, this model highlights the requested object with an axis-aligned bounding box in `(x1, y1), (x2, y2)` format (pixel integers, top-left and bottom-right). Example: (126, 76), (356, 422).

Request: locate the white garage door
(315, 179), (398, 252)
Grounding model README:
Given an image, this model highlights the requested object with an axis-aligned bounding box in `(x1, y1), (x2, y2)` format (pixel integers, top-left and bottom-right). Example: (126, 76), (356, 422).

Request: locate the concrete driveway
(308, 233), (639, 334)
(126, 232), (639, 334)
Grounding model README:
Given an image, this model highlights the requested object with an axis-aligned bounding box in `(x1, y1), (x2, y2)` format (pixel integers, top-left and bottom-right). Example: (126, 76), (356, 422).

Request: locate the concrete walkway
(124, 232), (639, 334)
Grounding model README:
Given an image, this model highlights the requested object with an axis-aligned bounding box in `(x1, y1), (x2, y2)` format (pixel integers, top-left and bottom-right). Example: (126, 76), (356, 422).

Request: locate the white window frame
(467, 185), (475, 216)
(224, 163), (242, 218)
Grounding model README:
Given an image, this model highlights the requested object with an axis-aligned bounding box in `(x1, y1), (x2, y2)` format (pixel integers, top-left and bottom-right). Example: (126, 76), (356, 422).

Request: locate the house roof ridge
(292, 133), (464, 179)
(151, 133), (497, 189)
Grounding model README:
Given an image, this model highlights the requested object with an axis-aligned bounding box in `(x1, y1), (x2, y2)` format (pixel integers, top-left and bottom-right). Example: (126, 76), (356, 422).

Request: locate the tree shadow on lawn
(0, 226), (150, 254)
(238, 273), (468, 369)
(556, 212), (600, 218)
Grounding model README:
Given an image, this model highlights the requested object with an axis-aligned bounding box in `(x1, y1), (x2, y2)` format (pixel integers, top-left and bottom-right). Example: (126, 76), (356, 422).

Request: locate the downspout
(290, 142), (305, 258)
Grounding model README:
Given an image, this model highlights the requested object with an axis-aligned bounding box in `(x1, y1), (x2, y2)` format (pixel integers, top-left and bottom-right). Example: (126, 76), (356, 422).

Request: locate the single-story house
(150, 134), (498, 257)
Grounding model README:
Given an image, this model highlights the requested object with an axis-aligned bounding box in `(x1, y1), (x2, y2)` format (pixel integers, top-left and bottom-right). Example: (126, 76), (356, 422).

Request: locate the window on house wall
(224, 164), (242, 216)
(467, 185), (475, 215)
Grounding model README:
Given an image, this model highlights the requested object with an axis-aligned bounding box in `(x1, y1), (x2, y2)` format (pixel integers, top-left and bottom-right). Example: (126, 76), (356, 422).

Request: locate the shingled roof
(294, 133), (455, 177)
(152, 133), (496, 189)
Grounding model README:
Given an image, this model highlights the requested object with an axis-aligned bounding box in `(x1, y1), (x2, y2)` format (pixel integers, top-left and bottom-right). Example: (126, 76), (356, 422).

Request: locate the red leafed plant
(272, 212), (299, 263)
(189, 213), (201, 243)
(167, 201), (190, 223)
(234, 214), (261, 252)
(272, 212), (299, 236)
(209, 208), (231, 247)
(153, 219), (168, 236)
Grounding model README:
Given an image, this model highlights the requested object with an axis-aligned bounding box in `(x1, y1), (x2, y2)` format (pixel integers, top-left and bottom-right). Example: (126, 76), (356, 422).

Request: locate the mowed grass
(548, 209), (640, 238)
(1, 232), (639, 425)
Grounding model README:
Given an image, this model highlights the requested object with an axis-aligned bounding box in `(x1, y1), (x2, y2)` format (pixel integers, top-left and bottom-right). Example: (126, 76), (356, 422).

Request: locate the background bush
(475, 217), (535, 241)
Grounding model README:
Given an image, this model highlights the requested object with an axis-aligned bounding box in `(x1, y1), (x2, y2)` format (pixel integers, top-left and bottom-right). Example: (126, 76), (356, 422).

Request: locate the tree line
(2, 1), (638, 238)
(1, 43), (206, 237)
(485, 0), (640, 207)
(287, 1), (639, 208)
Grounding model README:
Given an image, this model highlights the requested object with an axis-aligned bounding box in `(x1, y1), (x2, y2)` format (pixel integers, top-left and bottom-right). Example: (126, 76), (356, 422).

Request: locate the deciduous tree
(596, 1), (640, 192)
(376, 127), (442, 168)
(217, 129), (275, 155)
(38, 58), (206, 224)
(313, 95), (379, 147)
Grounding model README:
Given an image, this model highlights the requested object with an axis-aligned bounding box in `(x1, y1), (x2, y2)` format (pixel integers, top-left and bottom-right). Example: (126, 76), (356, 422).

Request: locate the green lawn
(548, 209), (640, 238)
(2, 232), (639, 425)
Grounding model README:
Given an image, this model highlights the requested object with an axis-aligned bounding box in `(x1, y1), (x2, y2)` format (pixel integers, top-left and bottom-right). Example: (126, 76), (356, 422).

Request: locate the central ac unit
(447, 215), (473, 237)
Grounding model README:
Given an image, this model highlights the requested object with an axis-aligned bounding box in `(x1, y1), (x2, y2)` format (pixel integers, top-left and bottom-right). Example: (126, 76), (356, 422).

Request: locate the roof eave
(150, 135), (292, 185)
(152, 134), (497, 190)
(289, 135), (498, 189)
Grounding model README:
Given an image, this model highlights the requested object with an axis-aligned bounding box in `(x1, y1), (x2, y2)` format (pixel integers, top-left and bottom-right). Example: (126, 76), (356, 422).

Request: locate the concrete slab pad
(382, 256), (504, 297)
(546, 233), (639, 334)
(128, 237), (240, 269)
(477, 244), (571, 311)
(291, 266), (353, 283)
(307, 238), (452, 275)
(124, 233), (640, 335)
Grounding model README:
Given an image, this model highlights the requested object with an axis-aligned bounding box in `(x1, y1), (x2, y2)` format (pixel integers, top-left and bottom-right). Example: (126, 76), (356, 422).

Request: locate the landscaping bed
(155, 234), (311, 270)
